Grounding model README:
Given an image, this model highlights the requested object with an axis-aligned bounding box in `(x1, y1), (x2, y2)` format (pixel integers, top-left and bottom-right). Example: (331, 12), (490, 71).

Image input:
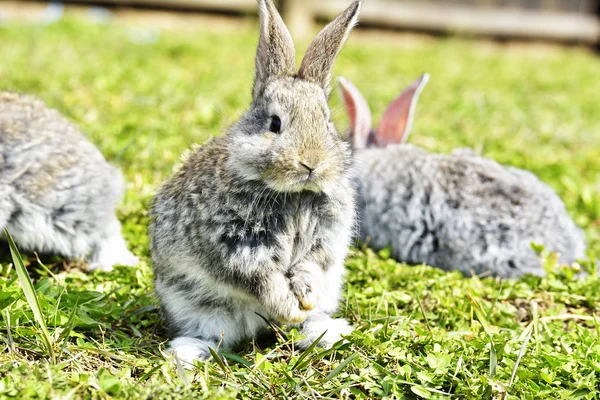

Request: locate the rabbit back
(0, 93), (136, 269)
(355, 144), (586, 277)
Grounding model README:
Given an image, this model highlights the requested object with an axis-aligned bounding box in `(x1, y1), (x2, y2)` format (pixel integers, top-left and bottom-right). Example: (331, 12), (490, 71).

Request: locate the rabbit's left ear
(338, 77), (372, 150)
(298, 2), (361, 97)
(376, 73), (429, 146)
(253, 0), (296, 100)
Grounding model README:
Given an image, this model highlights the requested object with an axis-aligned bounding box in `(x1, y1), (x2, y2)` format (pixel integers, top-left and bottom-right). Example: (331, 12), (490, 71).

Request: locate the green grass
(1, 14), (600, 399)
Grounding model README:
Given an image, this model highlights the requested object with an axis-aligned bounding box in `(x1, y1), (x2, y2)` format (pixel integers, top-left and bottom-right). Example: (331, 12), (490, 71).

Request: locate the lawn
(1, 10), (600, 399)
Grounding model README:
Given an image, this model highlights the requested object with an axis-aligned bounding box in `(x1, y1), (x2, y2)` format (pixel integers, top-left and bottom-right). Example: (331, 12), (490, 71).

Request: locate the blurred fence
(311, 0), (600, 44)
(14, 0), (600, 44)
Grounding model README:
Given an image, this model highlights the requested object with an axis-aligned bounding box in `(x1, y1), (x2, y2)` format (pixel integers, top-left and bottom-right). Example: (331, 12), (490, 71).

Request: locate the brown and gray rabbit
(149, 0), (362, 365)
(0, 92), (138, 271)
(338, 74), (586, 278)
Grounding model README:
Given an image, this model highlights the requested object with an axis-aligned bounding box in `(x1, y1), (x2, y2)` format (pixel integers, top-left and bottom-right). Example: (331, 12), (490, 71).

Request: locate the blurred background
(1, 0), (599, 44)
(1, 0), (599, 45)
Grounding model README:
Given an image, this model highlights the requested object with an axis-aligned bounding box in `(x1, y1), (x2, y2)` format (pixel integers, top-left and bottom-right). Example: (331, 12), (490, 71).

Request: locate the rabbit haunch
(339, 75), (586, 278)
(149, 0), (361, 366)
(0, 92), (138, 271)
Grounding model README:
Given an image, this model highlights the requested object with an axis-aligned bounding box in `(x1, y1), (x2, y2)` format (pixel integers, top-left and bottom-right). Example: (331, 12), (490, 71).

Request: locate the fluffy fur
(0, 92), (138, 271)
(149, 0), (361, 366)
(339, 75), (586, 278)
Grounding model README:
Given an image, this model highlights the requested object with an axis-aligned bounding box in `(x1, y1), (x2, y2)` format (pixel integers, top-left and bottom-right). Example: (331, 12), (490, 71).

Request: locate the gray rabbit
(338, 74), (586, 278)
(149, 0), (361, 366)
(0, 92), (138, 271)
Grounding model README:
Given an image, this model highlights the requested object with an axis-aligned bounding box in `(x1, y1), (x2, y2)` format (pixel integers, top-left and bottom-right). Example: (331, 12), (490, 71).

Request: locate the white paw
(87, 248), (139, 272)
(87, 261), (114, 272)
(297, 316), (354, 350)
(114, 250), (139, 267)
(169, 337), (213, 369)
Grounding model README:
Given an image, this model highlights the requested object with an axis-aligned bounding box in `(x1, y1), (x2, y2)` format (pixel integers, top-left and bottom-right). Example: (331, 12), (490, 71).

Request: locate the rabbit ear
(252, 0), (296, 100)
(298, 2), (361, 96)
(376, 73), (430, 146)
(338, 77), (372, 149)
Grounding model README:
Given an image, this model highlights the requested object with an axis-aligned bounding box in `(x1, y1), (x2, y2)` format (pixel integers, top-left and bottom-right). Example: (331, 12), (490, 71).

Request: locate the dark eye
(269, 115), (282, 134)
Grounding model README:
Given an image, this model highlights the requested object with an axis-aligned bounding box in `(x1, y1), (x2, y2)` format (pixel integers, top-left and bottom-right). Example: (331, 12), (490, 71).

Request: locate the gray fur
(149, 0), (361, 366)
(339, 77), (586, 278)
(0, 92), (138, 271)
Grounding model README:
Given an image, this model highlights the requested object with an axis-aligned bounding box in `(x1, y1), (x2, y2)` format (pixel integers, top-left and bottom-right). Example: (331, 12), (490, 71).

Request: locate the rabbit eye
(269, 115), (282, 134)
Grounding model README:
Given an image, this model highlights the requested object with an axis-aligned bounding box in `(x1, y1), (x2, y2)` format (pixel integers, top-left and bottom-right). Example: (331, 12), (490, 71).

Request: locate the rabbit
(0, 92), (139, 271)
(149, 0), (362, 366)
(337, 74), (587, 278)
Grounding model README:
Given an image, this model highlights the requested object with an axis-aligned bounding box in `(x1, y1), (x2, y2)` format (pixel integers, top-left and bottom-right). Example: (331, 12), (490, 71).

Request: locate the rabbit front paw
(289, 262), (322, 312)
(284, 307), (309, 325)
(267, 288), (308, 324)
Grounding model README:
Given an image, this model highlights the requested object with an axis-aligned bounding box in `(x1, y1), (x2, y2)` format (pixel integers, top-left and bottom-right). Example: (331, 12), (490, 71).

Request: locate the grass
(1, 11), (600, 399)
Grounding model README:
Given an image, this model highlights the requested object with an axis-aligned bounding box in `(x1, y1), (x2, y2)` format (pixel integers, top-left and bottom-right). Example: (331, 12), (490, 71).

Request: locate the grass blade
(208, 346), (230, 375)
(323, 353), (358, 382)
(467, 291), (491, 334)
(221, 352), (252, 367)
(486, 281), (504, 320)
(71, 345), (131, 363)
(509, 324), (533, 387)
(415, 291), (432, 333)
(58, 298), (79, 358)
(294, 345), (337, 372)
(174, 356), (190, 387)
(139, 363), (164, 382)
(291, 329), (328, 371)
(488, 335), (497, 380)
(3, 309), (15, 358)
(5, 228), (55, 363)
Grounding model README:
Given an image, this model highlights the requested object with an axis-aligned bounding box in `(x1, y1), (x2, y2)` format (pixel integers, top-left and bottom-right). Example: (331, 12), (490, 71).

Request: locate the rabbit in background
(0, 92), (139, 271)
(149, 0), (362, 366)
(338, 74), (586, 278)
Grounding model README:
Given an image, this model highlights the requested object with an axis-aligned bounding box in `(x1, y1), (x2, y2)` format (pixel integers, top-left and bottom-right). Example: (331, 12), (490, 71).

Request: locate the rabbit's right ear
(338, 77), (372, 150)
(252, 0), (296, 100)
(376, 73), (429, 146)
(298, 2), (361, 97)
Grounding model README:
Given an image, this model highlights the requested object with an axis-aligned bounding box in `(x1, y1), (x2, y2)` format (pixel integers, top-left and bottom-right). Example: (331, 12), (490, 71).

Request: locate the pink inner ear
(341, 89), (359, 135)
(376, 73), (429, 146)
(338, 77), (372, 150)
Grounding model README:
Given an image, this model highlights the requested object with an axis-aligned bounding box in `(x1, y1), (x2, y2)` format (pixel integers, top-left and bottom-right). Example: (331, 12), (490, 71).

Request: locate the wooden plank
(12, 0), (598, 44)
(280, 0), (312, 39)
(315, 0), (600, 43)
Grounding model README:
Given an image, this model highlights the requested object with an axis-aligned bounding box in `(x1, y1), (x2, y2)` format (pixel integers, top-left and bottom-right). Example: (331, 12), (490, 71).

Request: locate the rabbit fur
(0, 92), (138, 271)
(338, 75), (586, 278)
(149, 0), (362, 366)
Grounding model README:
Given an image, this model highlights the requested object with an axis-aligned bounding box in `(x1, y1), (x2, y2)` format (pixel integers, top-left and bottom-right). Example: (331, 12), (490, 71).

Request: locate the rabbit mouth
(299, 174), (324, 192)
(259, 154), (341, 193)
(261, 171), (326, 193)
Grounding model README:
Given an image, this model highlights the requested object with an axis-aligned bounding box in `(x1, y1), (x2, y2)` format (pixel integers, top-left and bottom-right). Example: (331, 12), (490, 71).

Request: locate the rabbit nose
(298, 150), (325, 172)
(300, 162), (315, 174)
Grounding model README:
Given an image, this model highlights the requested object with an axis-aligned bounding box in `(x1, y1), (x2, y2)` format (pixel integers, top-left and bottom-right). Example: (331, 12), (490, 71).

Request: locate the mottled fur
(149, 0), (361, 366)
(339, 76), (586, 278)
(0, 92), (138, 271)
